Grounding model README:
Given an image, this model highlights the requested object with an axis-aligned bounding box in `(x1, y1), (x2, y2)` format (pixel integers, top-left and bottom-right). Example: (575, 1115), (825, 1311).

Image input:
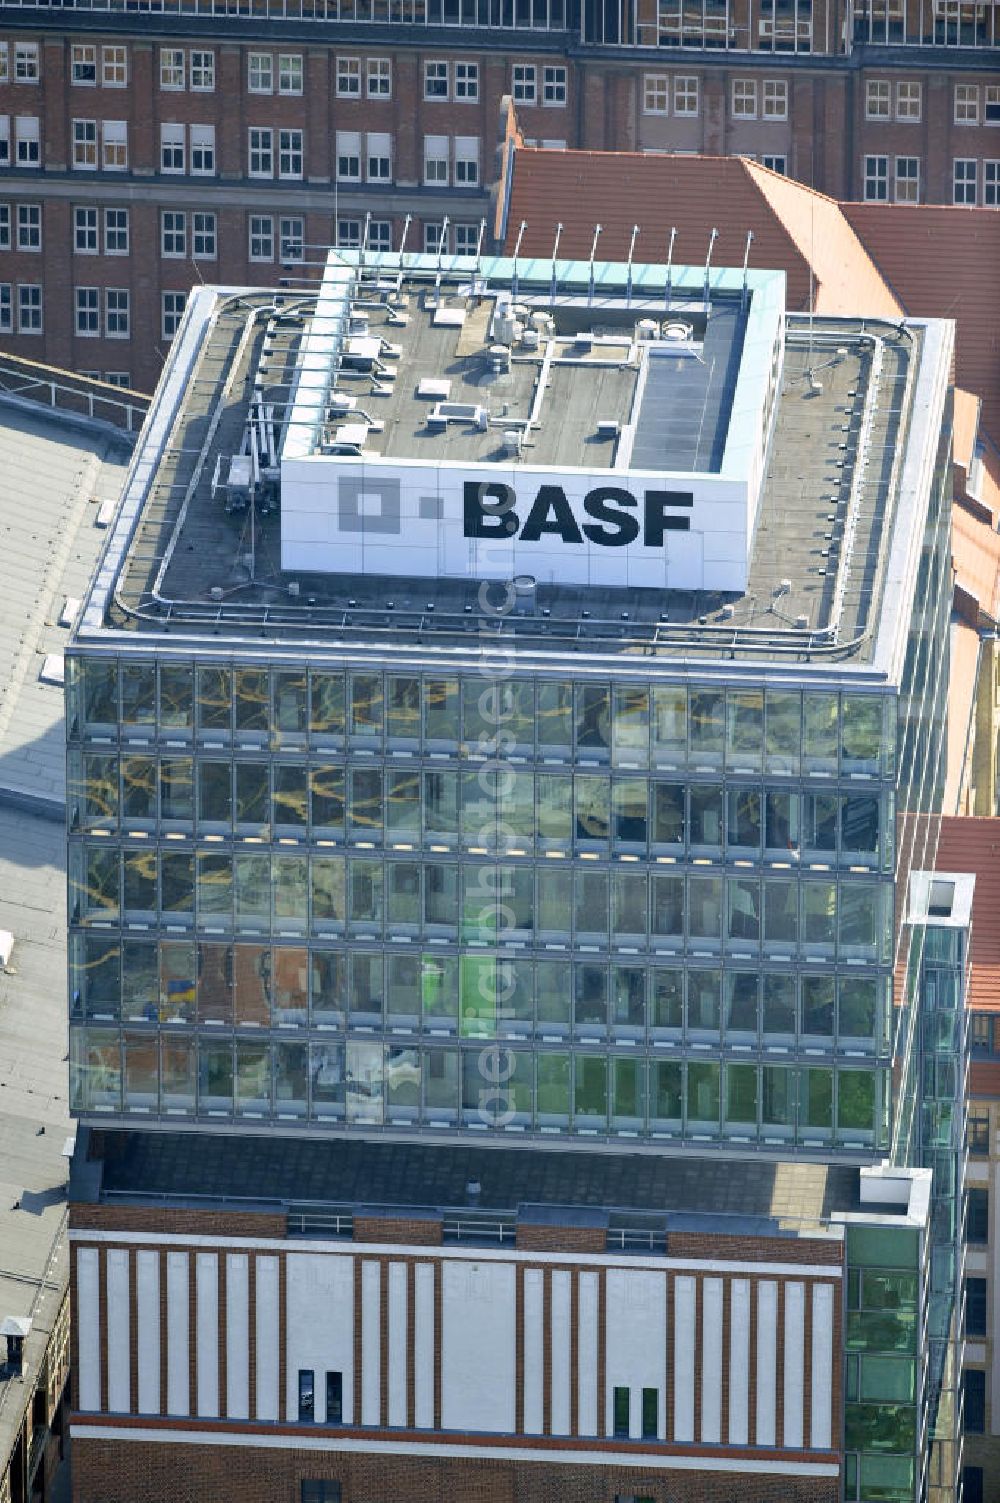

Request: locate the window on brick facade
(249, 128), (273, 177)
(102, 120), (127, 171)
(336, 130), (361, 181)
(613, 1385), (629, 1437)
(0, 118), (9, 169)
(453, 221), (479, 256)
(190, 51), (215, 90)
(248, 52), (273, 93)
(192, 211), (216, 259)
(955, 84), (980, 124)
(424, 134), (449, 186)
(762, 153), (787, 173)
(161, 210), (186, 258)
(643, 75), (669, 114)
(0, 204), (9, 252)
(279, 216), (304, 261)
(894, 156), (919, 202)
(19, 283), (42, 333)
(280, 54), (303, 94)
(161, 123), (185, 173)
(0, 45), (8, 84)
(104, 371), (131, 387)
(673, 75), (698, 115)
(103, 46), (127, 88)
(337, 56), (361, 96)
(865, 79), (890, 119)
(366, 132), (391, 182)
(0, 285), (12, 334)
(104, 207), (128, 254)
(300, 1485), (340, 1503)
(368, 218), (391, 252)
(336, 218), (361, 249)
(641, 1387), (658, 1439)
(106, 288), (130, 338)
(190, 124), (215, 175)
(15, 44), (39, 84)
(16, 203), (41, 251)
(279, 129), (303, 179)
(454, 136), (479, 186)
(249, 214), (274, 261)
(75, 286), (100, 337)
(953, 157), (978, 205)
(968, 1106), (990, 1154)
(967, 1187), (989, 1243)
(15, 116), (39, 167)
(732, 78), (757, 118)
(366, 58), (390, 97)
(298, 1369), (315, 1422)
(965, 1370), (986, 1433)
(72, 119), (98, 170)
(325, 1371), (343, 1423)
(986, 160), (1000, 207)
(424, 60), (448, 100)
(543, 65), (567, 105)
(864, 154), (888, 201)
(895, 80), (921, 120)
(512, 63), (536, 104)
(966, 1467), (985, 1503)
(763, 78), (787, 119)
(424, 220), (448, 254)
(160, 48), (185, 90)
(966, 1277), (988, 1337)
(455, 61), (478, 101)
(72, 45), (97, 86)
(161, 290), (187, 340)
(987, 86), (1000, 125)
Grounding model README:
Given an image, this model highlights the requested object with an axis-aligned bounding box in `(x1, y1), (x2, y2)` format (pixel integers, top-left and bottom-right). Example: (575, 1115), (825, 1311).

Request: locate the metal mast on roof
(549, 222), (563, 302)
(511, 220), (527, 298)
(665, 227), (676, 307)
(398, 214), (413, 275)
(474, 217), (487, 272)
(703, 226), (718, 305)
(741, 230), (754, 307)
(626, 224), (640, 303)
(588, 224), (602, 301)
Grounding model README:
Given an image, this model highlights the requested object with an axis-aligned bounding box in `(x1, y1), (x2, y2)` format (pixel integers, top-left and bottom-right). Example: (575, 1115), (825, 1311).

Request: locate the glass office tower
(64, 253), (954, 1168)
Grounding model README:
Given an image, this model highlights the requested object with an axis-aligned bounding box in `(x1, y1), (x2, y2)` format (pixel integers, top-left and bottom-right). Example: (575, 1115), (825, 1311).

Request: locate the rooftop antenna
(361, 210), (371, 270)
(398, 214), (413, 270)
(626, 224), (640, 303)
(474, 217), (487, 272)
(665, 226), (676, 307)
(741, 230), (754, 307)
(702, 226), (718, 306)
(588, 223), (602, 302)
(437, 216), (450, 272)
(512, 219), (527, 298)
(549, 221), (563, 303)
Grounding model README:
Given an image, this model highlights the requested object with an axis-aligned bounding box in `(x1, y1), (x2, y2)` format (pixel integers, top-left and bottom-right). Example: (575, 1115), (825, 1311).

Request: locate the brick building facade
(0, 0), (998, 393)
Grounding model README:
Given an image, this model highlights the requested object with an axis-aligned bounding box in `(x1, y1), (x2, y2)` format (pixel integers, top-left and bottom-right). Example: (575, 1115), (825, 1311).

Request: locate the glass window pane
(764, 690), (800, 774)
(160, 664), (194, 729)
(311, 1042), (346, 1118)
(651, 1059), (682, 1124)
(612, 685), (649, 767)
(197, 665), (231, 731)
(574, 1054), (607, 1126)
(687, 1061), (720, 1127)
(725, 1063), (758, 1124)
(726, 690), (762, 769)
(274, 669), (307, 736)
(575, 684), (611, 757)
(234, 669), (268, 732)
(537, 681), (572, 751)
(423, 677), (458, 743)
(310, 672), (345, 739)
(689, 689), (724, 766)
(652, 685), (686, 764)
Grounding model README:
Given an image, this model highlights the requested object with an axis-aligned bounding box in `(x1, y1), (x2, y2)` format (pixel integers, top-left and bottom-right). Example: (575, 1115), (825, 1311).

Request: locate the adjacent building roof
(937, 816), (1000, 1012)
(0, 398), (130, 815)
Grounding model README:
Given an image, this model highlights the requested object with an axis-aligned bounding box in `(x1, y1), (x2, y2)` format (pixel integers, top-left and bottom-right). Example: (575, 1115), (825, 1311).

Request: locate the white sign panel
(281, 458), (752, 593)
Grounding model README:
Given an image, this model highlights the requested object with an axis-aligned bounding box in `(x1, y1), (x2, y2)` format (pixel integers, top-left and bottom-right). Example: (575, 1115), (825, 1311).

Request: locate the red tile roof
(937, 816), (1000, 1012)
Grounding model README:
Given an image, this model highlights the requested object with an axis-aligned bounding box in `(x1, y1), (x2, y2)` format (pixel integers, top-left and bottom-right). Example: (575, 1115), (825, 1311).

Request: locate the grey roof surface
(0, 399), (129, 813)
(87, 1128), (866, 1230)
(0, 807), (72, 1468)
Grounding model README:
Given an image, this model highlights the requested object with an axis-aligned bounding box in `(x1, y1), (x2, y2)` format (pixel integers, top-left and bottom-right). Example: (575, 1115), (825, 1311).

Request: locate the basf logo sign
(280, 460), (753, 593)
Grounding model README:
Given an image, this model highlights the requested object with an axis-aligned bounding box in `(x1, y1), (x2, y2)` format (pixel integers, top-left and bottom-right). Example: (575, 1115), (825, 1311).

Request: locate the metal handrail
(0, 358), (148, 432)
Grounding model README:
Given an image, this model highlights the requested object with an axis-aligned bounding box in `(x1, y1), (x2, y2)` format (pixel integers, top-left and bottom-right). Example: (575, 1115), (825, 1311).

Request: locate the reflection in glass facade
(65, 649), (943, 1154)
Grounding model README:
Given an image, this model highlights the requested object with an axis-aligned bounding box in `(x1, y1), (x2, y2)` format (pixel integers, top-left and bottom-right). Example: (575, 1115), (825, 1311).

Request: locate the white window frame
(248, 127), (274, 178)
(337, 56), (362, 96)
(160, 48), (185, 91)
(542, 65), (567, 106)
(249, 214), (274, 262)
(16, 202), (41, 251)
(0, 44), (8, 85)
(190, 123), (215, 176)
(192, 210), (216, 260)
(72, 118), (98, 171)
(248, 52), (273, 93)
(279, 53), (303, 94)
(454, 61), (479, 101)
(643, 74), (669, 115)
(162, 291), (187, 340)
(102, 119), (127, 171)
(424, 60), (448, 101)
(105, 287), (130, 339)
(512, 63), (536, 105)
(104, 371), (131, 388)
(366, 57), (390, 98)
(424, 221), (448, 255)
(454, 135), (479, 187)
(161, 209), (187, 258)
(336, 218), (361, 250)
(762, 79), (787, 120)
(0, 204), (11, 252)
(15, 116), (40, 167)
(279, 216), (304, 262)
(15, 44), (40, 84)
(366, 131), (392, 183)
(865, 80), (891, 120)
(863, 154), (889, 201)
(954, 84), (980, 125)
(895, 81), (921, 121)
(953, 157), (978, 204)
(0, 118), (9, 169)
(894, 155), (920, 203)
(731, 78), (757, 119)
(454, 222), (479, 256)
(985, 85), (1000, 126)
(673, 76), (699, 116)
(0, 285), (11, 334)
(368, 218), (391, 252)
(19, 284), (42, 334)
(985, 160), (1000, 206)
(336, 130), (361, 182)
(160, 122), (185, 174)
(104, 206), (129, 255)
(278, 128), (303, 180)
(762, 154), (787, 174)
(423, 133), (449, 186)
(190, 50), (215, 91)
(102, 46), (127, 88)
(75, 286), (100, 337)
(71, 44), (97, 86)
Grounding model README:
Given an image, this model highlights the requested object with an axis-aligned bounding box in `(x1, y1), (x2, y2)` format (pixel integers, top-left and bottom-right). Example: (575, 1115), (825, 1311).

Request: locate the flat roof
(76, 259), (952, 677)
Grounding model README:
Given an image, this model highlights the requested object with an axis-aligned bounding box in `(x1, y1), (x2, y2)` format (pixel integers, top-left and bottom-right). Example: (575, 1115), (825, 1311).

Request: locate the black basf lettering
(644, 489), (694, 547)
(464, 480), (519, 538)
(519, 484), (583, 544)
(582, 486), (640, 547)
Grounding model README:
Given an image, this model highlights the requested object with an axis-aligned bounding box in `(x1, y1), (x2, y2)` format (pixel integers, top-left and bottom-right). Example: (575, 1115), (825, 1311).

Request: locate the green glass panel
(845, 1403), (916, 1453)
(839, 1070), (876, 1132)
(460, 955), (496, 1037)
(847, 1227), (919, 1271)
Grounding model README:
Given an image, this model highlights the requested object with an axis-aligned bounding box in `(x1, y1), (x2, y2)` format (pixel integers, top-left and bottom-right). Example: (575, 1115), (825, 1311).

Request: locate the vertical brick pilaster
(128, 1249), (139, 1416)
(277, 1253), (287, 1423)
(515, 1264), (525, 1436)
(569, 1269), (579, 1436)
(379, 1258), (390, 1428)
(596, 1268), (606, 1441)
(720, 1274), (731, 1446)
(748, 1274), (758, 1445)
(157, 1249), (168, 1418)
(353, 1256), (363, 1428)
(692, 1274), (703, 1442)
(803, 1280), (814, 1449)
(665, 1272), (675, 1441)
(187, 1252), (197, 1416)
(247, 1254), (257, 1422)
(217, 1255), (228, 1418)
(406, 1260), (416, 1429)
(432, 1260), (443, 1430)
(542, 1267), (552, 1437)
(775, 1278), (787, 1449)
(98, 1246), (109, 1416)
